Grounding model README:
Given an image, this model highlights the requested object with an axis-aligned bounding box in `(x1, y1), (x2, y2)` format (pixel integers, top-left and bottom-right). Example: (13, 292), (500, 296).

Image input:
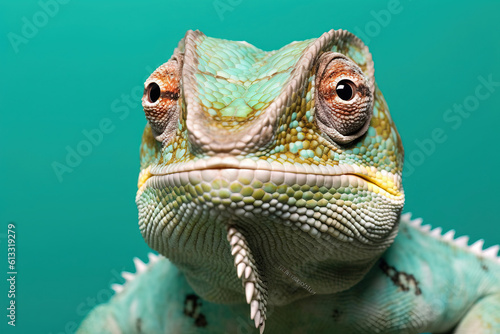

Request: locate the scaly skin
(77, 30), (500, 333)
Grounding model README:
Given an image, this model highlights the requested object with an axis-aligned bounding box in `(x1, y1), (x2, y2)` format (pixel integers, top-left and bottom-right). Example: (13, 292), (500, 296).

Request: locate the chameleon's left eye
(336, 79), (356, 101)
(315, 52), (374, 145)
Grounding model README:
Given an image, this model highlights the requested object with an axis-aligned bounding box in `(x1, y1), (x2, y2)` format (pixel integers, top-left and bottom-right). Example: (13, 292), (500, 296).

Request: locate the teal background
(1, 0), (499, 333)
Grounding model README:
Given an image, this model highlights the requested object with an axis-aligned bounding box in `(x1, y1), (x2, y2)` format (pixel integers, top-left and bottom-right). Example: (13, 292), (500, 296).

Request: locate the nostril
(147, 82), (161, 103)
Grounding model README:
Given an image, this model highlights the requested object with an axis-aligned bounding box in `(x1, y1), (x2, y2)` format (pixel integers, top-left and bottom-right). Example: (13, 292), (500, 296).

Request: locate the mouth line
(140, 161), (401, 196)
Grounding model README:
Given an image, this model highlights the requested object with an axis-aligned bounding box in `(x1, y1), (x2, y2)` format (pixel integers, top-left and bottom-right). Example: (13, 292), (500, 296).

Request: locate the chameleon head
(137, 29), (404, 330)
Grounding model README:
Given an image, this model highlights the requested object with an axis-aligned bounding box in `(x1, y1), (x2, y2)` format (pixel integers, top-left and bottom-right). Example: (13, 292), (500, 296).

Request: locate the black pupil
(148, 83), (161, 103)
(336, 80), (355, 101)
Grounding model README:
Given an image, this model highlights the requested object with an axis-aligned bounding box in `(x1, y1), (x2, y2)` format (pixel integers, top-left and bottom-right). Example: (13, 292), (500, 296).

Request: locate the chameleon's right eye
(146, 82), (161, 103)
(142, 59), (181, 143)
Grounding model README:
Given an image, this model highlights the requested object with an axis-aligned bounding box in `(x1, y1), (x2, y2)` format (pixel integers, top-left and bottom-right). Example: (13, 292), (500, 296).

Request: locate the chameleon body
(77, 30), (500, 333)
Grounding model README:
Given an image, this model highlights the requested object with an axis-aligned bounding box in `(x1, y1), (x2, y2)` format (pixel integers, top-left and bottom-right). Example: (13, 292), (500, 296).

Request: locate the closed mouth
(138, 157), (402, 197)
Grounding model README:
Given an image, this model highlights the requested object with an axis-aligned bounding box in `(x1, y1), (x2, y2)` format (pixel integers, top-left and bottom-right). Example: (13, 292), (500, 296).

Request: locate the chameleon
(77, 29), (500, 333)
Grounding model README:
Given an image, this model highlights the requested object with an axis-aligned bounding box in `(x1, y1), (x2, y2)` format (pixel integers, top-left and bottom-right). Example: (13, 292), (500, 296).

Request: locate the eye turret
(315, 52), (374, 144)
(142, 59), (181, 143)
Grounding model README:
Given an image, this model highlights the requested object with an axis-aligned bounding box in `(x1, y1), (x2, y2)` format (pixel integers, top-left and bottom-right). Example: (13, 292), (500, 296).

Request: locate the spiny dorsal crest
(401, 213), (500, 263)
